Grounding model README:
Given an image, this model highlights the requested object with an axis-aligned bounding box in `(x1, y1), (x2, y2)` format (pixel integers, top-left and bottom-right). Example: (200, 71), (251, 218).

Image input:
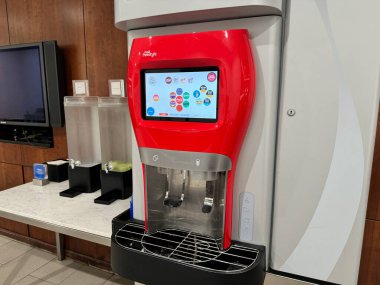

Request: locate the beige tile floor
(0, 234), (309, 285)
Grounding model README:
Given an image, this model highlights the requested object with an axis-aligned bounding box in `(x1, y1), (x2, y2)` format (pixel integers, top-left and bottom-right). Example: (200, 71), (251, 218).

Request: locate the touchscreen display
(142, 67), (219, 122)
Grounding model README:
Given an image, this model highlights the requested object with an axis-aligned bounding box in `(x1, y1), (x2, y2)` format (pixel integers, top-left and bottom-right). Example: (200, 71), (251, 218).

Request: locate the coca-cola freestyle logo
(142, 50), (157, 58)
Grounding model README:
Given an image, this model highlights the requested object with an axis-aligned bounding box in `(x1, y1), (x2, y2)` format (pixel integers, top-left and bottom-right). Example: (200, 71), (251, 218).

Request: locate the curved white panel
(272, 0), (380, 284)
(280, 2), (364, 278)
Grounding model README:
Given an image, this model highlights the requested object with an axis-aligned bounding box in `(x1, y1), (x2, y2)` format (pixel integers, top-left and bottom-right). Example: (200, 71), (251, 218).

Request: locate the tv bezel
(0, 42), (50, 127)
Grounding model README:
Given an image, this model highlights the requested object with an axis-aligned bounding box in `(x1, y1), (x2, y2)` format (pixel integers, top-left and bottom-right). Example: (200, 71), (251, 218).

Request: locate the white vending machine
(112, 0), (380, 285)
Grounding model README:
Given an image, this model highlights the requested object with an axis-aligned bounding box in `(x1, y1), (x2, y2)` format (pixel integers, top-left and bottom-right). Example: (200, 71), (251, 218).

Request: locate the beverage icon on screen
(165, 77), (172, 84)
(176, 96), (183, 104)
(188, 77), (194, 83)
(204, 98), (211, 106)
(148, 77), (156, 85)
(176, 88), (183, 95)
(193, 90), (201, 98)
(183, 101), (190, 108)
(176, 105), (183, 112)
(196, 100), (203, 105)
(183, 92), (190, 99)
(180, 78), (187, 84)
(200, 85), (207, 93)
(170, 92), (176, 99)
(153, 94), (159, 102)
(169, 100), (176, 108)
(207, 72), (217, 82)
(147, 107), (155, 116)
(206, 90), (214, 97)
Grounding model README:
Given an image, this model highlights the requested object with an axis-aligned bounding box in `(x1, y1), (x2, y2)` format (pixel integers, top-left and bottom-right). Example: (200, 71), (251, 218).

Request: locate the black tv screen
(0, 43), (48, 126)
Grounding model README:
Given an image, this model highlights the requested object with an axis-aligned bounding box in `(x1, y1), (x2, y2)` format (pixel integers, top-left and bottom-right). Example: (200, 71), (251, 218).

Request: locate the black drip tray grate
(114, 222), (258, 272)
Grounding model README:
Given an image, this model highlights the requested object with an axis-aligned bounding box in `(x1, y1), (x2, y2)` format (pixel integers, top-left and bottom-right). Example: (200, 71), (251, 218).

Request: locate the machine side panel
(271, 0), (380, 284)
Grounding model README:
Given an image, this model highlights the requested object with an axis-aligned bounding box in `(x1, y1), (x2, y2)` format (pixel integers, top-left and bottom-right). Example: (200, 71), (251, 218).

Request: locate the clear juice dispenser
(60, 96), (101, 197)
(94, 96), (132, 204)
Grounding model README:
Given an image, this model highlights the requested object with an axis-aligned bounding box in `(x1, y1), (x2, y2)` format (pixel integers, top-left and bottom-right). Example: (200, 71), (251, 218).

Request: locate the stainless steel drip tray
(111, 218), (266, 285)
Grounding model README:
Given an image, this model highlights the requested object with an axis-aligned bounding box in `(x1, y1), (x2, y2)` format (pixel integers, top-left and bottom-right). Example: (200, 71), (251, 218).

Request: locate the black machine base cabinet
(111, 218), (266, 285)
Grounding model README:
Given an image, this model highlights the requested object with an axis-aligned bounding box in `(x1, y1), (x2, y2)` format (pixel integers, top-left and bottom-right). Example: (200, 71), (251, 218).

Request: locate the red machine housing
(127, 29), (255, 249)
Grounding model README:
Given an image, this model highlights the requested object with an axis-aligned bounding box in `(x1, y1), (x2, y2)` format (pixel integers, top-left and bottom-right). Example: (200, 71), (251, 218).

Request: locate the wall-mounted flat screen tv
(0, 41), (65, 127)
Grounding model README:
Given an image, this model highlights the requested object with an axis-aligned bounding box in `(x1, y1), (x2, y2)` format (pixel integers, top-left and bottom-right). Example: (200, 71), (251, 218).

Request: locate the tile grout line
(0, 241), (34, 267)
(19, 275), (56, 285)
(55, 260), (86, 285)
(102, 273), (116, 285)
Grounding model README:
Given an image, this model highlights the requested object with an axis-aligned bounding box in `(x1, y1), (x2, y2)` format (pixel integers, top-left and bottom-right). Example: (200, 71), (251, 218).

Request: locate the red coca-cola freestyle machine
(112, 30), (266, 285)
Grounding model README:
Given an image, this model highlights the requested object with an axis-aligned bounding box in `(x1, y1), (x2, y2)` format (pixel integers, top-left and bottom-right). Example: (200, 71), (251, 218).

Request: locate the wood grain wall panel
(1, 163), (24, 189)
(0, 217), (28, 236)
(0, 0), (9, 45)
(65, 236), (110, 262)
(6, 0), (87, 95)
(367, 115), (380, 220)
(358, 219), (380, 285)
(23, 165), (34, 183)
(83, 0), (128, 97)
(21, 127), (68, 166)
(0, 163), (4, 190)
(28, 226), (56, 245)
(0, 142), (22, 164)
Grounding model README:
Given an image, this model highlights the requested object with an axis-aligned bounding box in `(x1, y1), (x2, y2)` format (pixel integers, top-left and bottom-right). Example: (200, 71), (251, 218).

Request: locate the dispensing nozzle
(69, 159), (75, 169)
(104, 162), (113, 174)
(69, 159), (81, 169)
(163, 170), (186, 208)
(202, 181), (215, 214)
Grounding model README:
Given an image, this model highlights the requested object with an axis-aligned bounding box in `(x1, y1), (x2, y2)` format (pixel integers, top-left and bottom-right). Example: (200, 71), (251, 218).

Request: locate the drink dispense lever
(202, 181), (215, 213)
(163, 170), (186, 208)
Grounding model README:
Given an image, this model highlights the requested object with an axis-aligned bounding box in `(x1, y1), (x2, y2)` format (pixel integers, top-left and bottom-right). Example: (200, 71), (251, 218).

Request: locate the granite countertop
(0, 181), (130, 239)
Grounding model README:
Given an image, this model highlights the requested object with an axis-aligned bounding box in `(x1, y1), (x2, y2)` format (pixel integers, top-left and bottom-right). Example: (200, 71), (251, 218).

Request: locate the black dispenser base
(111, 215), (266, 285)
(60, 164), (101, 198)
(94, 170), (132, 205)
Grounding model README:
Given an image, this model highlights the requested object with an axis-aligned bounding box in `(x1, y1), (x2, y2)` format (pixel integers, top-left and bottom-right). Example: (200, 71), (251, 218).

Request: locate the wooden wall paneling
(83, 0), (128, 97)
(21, 128), (68, 166)
(23, 165), (34, 183)
(0, 217), (28, 236)
(0, 163), (4, 190)
(367, 114), (380, 220)
(0, 142), (22, 164)
(1, 163), (24, 189)
(0, 0), (9, 45)
(64, 236), (111, 265)
(6, 0), (87, 95)
(28, 225), (56, 245)
(358, 219), (380, 285)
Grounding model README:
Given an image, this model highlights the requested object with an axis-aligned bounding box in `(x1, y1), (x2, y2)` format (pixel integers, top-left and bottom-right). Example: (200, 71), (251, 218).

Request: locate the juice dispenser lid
(98, 97), (128, 106)
(64, 96), (99, 106)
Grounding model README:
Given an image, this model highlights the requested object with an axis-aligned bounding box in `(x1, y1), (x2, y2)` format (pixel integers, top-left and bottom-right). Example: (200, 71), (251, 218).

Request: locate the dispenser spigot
(163, 169), (186, 208)
(69, 159), (75, 169)
(104, 162), (113, 174)
(69, 159), (81, 169)
(202, 180), (215, 214)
